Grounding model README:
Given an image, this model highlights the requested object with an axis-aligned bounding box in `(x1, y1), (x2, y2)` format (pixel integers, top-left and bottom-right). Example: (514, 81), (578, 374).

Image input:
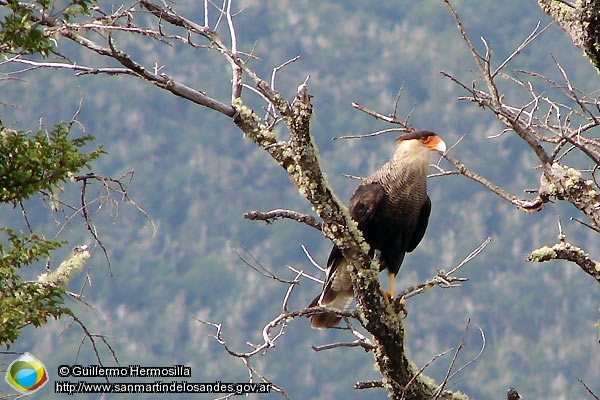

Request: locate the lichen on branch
(538, 0), (600, 74)
(38, 245), (91, 288)
(540, 163), (600, 229)
(527, 241), (600, 283)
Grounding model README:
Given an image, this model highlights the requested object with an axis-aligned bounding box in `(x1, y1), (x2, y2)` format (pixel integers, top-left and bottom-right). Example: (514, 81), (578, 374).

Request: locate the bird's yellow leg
(379, 271), (396, 304)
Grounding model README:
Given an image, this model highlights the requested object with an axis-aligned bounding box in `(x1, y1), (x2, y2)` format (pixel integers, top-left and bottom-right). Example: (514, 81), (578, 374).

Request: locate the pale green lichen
(358, 270), (371, 281)
(360, 237), (372, 255)
(450, 390), (472, 400)
(384, 303), (398, 317)
(38, 245), (90, 288)
(528, 241), (599, 276)
(281, 146), (295, 159)
(269, 91), (289, 114)
(297, 185), (308, 197)
(579, 0), (600, 73)
(552, 241), (588, 258)
(563, 167), (582, 191)
(554, 241), (568, 251)
(528, 245), (556, 261)
(566, 167), (581, 179)
(232, 98), (277, 148)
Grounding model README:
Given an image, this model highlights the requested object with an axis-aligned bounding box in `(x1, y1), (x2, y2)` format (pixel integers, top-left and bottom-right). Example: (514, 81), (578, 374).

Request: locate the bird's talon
(379, 288), (393, 304)
(394, 296), (408, 318)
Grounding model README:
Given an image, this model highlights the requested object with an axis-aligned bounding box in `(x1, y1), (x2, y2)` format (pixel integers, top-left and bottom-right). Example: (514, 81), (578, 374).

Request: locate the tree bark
(538, 0), (600, 73)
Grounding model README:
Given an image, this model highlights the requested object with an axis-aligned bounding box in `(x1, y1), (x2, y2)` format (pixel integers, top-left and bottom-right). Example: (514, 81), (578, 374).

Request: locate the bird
(309, 130), (446, 329)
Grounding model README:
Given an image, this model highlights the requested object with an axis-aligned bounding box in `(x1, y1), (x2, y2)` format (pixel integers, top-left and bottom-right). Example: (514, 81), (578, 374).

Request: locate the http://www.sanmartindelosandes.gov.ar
(5, 352), (49, 395)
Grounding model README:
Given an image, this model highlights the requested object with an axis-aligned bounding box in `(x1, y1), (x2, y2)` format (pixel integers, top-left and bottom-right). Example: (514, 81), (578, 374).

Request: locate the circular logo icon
(5, 352), (48, 395)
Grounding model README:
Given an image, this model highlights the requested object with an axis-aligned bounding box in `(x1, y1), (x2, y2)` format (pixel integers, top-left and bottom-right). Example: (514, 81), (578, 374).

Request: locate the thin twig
(281, 270), (302, 312)
(311, 340), (375, 352)
(441, 152), (544, 212)
(446, 324), (486, 384)
(578, 378), (600, 400)
(300, 244), (326, 273)
(244, 209), (323, 230)
(351, 102), (412, 128)
(433, 319), (471, 398)
(332, 128), (405, 141)
(399, 237), (491, 301)
(355, 380), (384, 390)
(232, 247), (295, 284)
(401, 348), (453, 398)
(491, 21), (551, 77)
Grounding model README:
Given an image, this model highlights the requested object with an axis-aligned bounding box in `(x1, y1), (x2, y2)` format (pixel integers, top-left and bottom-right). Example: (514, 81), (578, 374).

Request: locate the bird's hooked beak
(435, 138), (447, 154)
(424, 135), (447, 154)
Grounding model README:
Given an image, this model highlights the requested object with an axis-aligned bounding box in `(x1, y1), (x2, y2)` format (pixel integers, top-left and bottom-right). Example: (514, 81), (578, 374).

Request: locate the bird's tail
(308, 291), (353, 329)
(308, 246), (354, 329)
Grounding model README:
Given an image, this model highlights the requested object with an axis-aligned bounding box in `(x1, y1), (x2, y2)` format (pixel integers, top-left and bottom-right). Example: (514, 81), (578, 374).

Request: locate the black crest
(395, 130), (437, 143)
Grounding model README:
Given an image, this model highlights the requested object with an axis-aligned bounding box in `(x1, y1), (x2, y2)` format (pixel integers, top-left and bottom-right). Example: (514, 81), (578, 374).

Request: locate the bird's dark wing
(309, 183), (385, 328)
(321, 182), (385, 288)
(317, 183), (385, 304)
(406, 195), (431, 253)
(348, 182), (386, 230)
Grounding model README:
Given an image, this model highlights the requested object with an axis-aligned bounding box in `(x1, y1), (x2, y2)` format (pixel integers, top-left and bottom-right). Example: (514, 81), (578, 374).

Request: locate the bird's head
(393, 130), (446, 173)
(395, 130), (446, 153)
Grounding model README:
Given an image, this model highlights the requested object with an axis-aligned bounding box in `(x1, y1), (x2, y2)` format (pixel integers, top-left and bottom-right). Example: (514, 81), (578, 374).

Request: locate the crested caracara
(309, 130), (446, 329)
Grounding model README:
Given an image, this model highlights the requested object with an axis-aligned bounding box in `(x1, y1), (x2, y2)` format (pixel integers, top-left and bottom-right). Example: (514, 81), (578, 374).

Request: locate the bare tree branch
(399, 237), (491, 301)
(355, 380), (384, 390)
(194, 319), (290, 399)
(352, 101), (412, 127)
(243, 209), (322, 230)
(578, 378), (600, 400)
(311, 340), (375, 352)
(441, 152), (545, 212)
(232, 248), (296, 284)
(440, 1), (600, 283)
(527, 240), (600, 283)
(69, 315), (119, 370)
(443, 0), (551, 166)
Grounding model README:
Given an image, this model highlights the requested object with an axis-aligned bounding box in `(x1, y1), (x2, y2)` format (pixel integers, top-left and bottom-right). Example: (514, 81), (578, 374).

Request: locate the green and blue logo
(5, 352), (48, 395)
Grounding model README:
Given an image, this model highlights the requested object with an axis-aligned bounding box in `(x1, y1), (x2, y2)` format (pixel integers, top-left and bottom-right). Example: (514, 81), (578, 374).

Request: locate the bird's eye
(421, 136), (434, 145)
